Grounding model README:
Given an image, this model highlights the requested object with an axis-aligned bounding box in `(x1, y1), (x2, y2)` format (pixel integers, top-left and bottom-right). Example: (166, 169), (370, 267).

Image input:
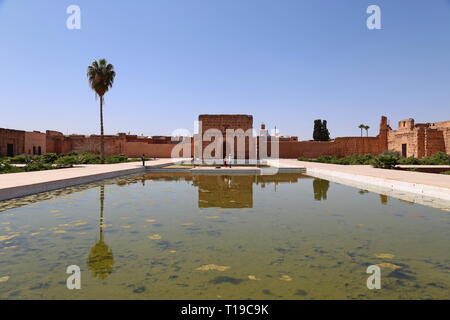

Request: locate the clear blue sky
(1, 0), (449, 139)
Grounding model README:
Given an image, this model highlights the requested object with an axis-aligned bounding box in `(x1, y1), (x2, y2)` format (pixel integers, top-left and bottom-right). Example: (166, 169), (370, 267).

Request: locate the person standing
(141, 154), (146, 167)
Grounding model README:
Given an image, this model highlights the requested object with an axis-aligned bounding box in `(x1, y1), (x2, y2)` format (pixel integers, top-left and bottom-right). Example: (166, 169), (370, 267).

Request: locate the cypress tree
(321, 120), (330, 141)
(313, 120), (322, 141)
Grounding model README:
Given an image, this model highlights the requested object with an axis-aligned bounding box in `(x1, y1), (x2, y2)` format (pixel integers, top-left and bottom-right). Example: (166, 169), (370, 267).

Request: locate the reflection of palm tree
(313, 179), (329, 201)
(88, 185), (114, 280)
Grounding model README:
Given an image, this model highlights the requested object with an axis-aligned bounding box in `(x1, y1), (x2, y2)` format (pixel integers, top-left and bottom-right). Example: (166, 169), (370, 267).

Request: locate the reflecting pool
(0, 173), (449, 299)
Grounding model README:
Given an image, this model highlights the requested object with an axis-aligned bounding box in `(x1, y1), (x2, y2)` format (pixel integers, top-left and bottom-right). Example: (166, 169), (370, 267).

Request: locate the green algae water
(0, 173), (449, 300)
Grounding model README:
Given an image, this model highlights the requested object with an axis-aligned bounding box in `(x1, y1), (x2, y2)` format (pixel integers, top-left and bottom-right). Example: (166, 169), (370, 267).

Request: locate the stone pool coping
(271, 159), (450, 209)
(0, 159), (178, 201)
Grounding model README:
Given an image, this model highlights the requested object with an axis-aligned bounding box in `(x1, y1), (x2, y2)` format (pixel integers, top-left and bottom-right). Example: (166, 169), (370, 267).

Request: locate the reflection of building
(195, 175), (253, 208)
(114, 172), (315, 208)
(194, 173), (309, 208)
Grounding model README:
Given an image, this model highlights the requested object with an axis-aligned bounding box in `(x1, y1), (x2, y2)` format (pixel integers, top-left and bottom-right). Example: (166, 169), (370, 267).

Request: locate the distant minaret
(259, 123), (269, 136)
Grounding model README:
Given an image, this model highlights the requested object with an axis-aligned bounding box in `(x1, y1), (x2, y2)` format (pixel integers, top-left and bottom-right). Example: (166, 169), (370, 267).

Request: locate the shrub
(441, 171), (450, 175)
(42, 153), (59, 164)
(77, 153), (101, 164)
(297, 157), (313, 162)
(24, 160), (53, 172)
(420, 152), (450, 165)
(65, 152), (79, 157)
(372, 155), (399, 169)
(398, 156), (421, 165)
(9, 154), (34, 164)
(0, 159), (21, 174)
(106, 154), (128, 164)
(379, 150), (401, 158)
(317, 155), (337, 163)
(298, 154), (375, 165)
(55, 155), (79, 166)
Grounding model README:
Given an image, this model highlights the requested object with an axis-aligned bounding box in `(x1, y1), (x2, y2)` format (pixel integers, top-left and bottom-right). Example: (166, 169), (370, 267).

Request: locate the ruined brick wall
(443, 129), (450, 154)
(387, 119), (450, 157)
(24, 131), (46, 155)
(46, 131), (73, 154)
(430, 121), (450, 155)
(387, 130), (418, 157)
(278, 137), (383, 159)
(199, 114), (253, 160)
(424, 129), (446, 156)
(45, 130), (185, 158)
(0, 128), (25, 156)
(123, 142), (178, 158)
(430, 120), (450, 130)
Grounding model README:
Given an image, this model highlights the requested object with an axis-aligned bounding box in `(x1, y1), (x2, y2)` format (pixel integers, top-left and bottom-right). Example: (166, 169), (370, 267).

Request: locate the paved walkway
(0, 159), (177, 201)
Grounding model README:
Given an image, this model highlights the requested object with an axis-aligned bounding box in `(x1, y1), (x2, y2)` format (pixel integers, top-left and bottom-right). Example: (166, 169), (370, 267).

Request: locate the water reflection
(194, 176), (254, 208)
(312, 178), (329, 201)
(380, 194), (389, 205)
(87, 185), (114, 280)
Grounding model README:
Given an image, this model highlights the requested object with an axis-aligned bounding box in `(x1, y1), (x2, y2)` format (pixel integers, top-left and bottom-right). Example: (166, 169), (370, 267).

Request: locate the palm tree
(87, 59), (116, 163)
(364, 125), (370, 137)
(358, 124), (365, 137)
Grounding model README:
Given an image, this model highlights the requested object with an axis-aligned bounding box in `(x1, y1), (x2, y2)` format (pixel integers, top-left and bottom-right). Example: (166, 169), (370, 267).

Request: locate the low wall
(45, 131), (384, 160)
(124, 142), (177, 158)
(279, 137), (383, 159)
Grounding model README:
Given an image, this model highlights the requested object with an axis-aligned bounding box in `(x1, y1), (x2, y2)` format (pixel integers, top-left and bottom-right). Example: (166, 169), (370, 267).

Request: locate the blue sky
(0, 0), (449, 139)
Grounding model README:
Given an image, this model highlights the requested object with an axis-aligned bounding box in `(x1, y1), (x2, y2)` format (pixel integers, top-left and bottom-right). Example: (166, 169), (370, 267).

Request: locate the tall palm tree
(364, 125), (370, 137)
(358, 124), (365, 137)
(87, 59), (116, 163)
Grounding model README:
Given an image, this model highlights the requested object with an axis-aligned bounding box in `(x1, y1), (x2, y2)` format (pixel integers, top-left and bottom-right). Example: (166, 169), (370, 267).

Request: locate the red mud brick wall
(279, 137), (383, 159)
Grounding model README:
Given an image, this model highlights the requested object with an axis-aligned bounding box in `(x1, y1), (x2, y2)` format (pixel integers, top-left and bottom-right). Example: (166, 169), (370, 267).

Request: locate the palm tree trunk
(99, 185), (105, 241)
(360, 128), (363, 137)
(100, 96), (105, 164)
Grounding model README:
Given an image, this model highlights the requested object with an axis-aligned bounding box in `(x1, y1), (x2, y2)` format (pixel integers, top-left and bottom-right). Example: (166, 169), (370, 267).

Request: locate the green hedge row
(0, 153), (148, 174)
(298, 151), (450, 170)
(4, 153), (134, 166)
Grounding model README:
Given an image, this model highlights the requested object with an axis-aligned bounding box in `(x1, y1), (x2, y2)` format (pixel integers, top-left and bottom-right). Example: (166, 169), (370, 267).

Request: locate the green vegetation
(298, 154), (376, 165)
(87, 59), (116, 164)
(398, 152), (450, 165)
(441, 171), (450, 175)
(313, 120), (330, 141)
(105, 154), (128, 164)
(0, 159), (21, 174)
(0, 157), (54, 174)
(1, 153), (148, 174)
(298, 151), (450, 170)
